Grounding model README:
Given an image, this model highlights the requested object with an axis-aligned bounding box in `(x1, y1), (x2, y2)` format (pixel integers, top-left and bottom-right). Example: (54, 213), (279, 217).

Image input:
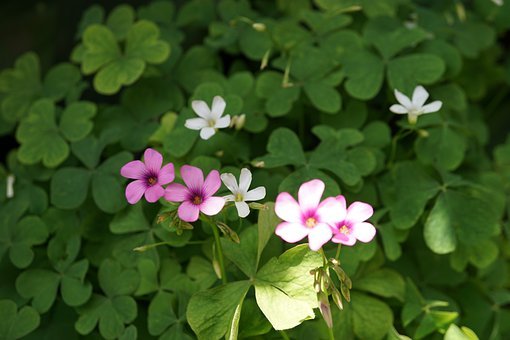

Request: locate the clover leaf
(0, 52), (81, 122)
(148, 292), (193, 340)
(0, 299), (40, 340)
(78, 20), (170, 95)
(75, 259), (139, 339)
(16, 99), (96, 168)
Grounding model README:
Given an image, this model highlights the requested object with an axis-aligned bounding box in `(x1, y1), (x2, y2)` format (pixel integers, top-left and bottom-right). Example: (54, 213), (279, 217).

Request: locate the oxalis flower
(221, 168), (266, 218)
(120, 148), (175, 204)
(390, 85), (442, 124)
(274, 179), (345, 251)
(164, 165), (225, 222)
(331, 195), (376, 246)
(185, 96), (231, 140)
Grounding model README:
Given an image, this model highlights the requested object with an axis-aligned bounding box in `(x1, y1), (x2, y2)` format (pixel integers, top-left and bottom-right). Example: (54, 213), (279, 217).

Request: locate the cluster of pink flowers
(275, 179), (376, 251)
(120, 148), (225, 222)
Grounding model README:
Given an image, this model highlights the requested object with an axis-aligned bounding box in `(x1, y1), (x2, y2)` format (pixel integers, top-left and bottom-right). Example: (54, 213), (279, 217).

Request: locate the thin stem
(318, 248), (328, 266)
(386, 128), (414, 168)
(211, 222), (228, 284)
(279, 330), (291, 340)
(327, 324), (335, 340)
(335, 244), (342, 260)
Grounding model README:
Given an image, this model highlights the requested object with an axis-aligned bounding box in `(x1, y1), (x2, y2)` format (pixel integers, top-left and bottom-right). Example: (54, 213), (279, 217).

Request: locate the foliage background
(1, 0), (510, 339)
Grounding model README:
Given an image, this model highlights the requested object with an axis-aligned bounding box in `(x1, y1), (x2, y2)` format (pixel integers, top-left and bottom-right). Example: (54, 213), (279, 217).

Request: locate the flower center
(147, 177), (157, 186)
(208, 119), (216, 127)
(339, 225), (350, 235)
(235, 193), (243, 202)
(305, 217), (317, 228)
(193, 196), (203, 205)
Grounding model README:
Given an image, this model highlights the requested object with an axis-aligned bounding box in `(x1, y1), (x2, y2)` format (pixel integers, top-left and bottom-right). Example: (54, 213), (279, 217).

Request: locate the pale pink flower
(331, 196), (376, 246)
(164, 165), (225, 222)
(274, 179), (345, 251)
(120, 148), (175, 204)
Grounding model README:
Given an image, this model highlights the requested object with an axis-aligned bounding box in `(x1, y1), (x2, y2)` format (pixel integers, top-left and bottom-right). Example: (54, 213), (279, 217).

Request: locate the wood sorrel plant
(1, 0), (509, 339)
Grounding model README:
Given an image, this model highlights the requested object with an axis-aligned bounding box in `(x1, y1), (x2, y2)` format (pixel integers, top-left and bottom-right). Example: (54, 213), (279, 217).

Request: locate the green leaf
(255, 72), (300, 117)
(444, 324), (479, 340)
(424, 194), (458, 254)
(187, 281), (251, 339)
(42, 63), (81, 100)
(50, 167), (92, 210)
(257, 202), (279, 265)
(221, 226), (258, 277)
(304, 81), (341, 113)
(257, 128), (306, 168)
(355, 268), (405, 301)
(110, 204), (150, 234)
(148, 291), (178, 336)
(93, 58), (145, 95)
(82, 25), (121, 74)
(254, 244), (322, 330)
(106, 5), (135, 40)
(125, 20), (170, 63)
(364, 16), (428, 60)
(16, 269), (60, 313)
(0, 299), (40, 340)
(59, 101), (96, 142)
(16, 99), (69, 167)
(92, 172), (127, 213)
(99, 259), (140, 297)
(415, 124), (467, 171)
(387, 54), (445, 94)
(343, 50), (384, 100)
(351, 292), (394, 340)
(280, 167), (341, 198)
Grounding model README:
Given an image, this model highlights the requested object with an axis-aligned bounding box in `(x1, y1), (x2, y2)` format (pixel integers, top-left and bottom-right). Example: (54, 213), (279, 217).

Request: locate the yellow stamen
(305, 217), (317, 228)
(235, 193), (243, 202)
(193, 196), (202, 205)
(339, 225), (350, 235)
(148, 177), (157, 185)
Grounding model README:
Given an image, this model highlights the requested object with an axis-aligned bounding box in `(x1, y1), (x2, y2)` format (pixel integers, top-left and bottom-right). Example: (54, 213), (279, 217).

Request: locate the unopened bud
(133, 245), (149, 252)
(248, 202), (266, 210)
(252, 23), (266, 32)
(215, 150), (224, 157)
(317, 292), (333, 328)
(6, 174), (15, 198)
(260, 49), (270, 70)
(332, 288), (344, 310)
(418, 129), (429, 138)
(252, 160), (265, 168)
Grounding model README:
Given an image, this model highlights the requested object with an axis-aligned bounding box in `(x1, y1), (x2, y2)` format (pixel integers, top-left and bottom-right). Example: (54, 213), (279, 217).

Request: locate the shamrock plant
(1, 1), (509, 339)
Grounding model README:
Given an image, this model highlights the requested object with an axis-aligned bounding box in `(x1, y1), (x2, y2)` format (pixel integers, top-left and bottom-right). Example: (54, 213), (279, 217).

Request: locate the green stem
(211, 222), (228, 284)
(279, 330), (291, 340)
(386, 128), (414, 168)
(318, 248), (328, 266)
(327, 324), (335, 340)
(335, 244), (342, 260)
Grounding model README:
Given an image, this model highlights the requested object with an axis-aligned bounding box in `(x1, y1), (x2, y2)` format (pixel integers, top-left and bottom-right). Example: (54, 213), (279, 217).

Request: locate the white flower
(492, 0), (503, 6)
(390, 85), (442, 124)
(221, 168), (266, 218)
(185, 96), (231, 140)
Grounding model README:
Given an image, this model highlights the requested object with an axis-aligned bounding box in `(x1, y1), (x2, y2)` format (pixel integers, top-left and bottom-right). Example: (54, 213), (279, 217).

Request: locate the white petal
(215, 115), (231, 129)
(220, 173), (239, 194)
(235, 201), (250, 218)
(211, 96), (226, 119)
(394, 89), (412, 108)
(238, 168), (252, 192)
(200, 127), (216, 140)
(421, 100), (442, 113)
(185, 118), (208, 130)
(411, 85), (429, 108)
(389, 104), (409, 114)
(244, 186), (266, 201)
(224, 194), (235, 202)
(191, 100), (211, 119)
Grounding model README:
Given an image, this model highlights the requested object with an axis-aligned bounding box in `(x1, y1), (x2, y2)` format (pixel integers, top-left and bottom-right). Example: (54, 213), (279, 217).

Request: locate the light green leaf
(187, 281), (251, 340)
(82, 25), (121, 74)
(254, 244), (322, 330)
(257, 202), (279, 265)
(125, 20), (170, 63)
(106, 5), (135, 40)
(351, 292), (394, 340)
(221, 226), (258, 277)
(355, 268), (405, 301)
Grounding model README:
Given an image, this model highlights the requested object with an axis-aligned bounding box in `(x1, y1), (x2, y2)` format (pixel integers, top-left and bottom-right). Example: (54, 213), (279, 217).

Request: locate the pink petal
(125, 180), (147, 204)
(316, 197), (346, 224)
(144, 148), (163, 173)
(158, 163), (175, 185)
(307, 223), (333, 251)
(346, 202), (373, 224)
(145, 184), (164, 203)
(331, 232), (356, 246)
(164, 183), (189, 202)
(181, 165), (204, 191)
(120, 160), (146, 179)
(275, 192), (302, 223)
(353, 222), (376, 243)
(203, 170), (221, 198)
(178, 201), (200, 222)
(275, 222), (309, 243)
(336, 195), (347, 211)
(298, 179), (325, 213)
(200, 196), (225, 216)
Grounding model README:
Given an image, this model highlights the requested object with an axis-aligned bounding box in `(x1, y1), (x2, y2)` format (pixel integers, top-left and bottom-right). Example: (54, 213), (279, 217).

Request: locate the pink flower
(164, 165), (225, 222)
(120, 148), (175, 204)
(331, 196), (376, 246)
(274, 179), (345, 251)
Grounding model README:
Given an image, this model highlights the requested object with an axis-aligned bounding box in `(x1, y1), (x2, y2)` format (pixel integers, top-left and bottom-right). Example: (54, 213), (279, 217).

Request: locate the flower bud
(252, 23), (266, 31)
(252, 160), (265, 168)
(248, 202), (266, 210)
(317, 292), (333, 328)
(418, 129), (429, 138)
(6, 174), (15, 198)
